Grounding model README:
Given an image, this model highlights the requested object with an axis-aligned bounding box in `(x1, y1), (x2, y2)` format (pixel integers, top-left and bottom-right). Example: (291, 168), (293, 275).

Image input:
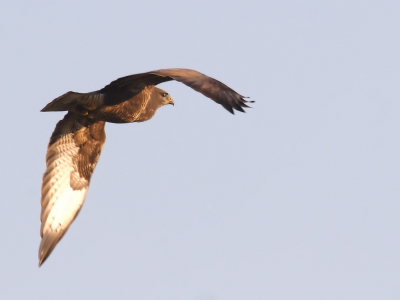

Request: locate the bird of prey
(39, 68), (252, 266)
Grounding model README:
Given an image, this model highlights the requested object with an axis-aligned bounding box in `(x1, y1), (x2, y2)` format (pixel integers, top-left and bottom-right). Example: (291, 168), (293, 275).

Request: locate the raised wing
(41, 73), (170, 113)
(41, 68), (251, 114)
(105, 68), (252, 114)
(39, 112), (106, 266)
(149, 68), (252, 114)
(41, 91), (105, 113)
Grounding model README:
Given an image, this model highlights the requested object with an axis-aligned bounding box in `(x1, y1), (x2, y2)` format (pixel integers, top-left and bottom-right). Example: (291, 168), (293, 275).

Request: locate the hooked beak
(168, 96), (175, 106)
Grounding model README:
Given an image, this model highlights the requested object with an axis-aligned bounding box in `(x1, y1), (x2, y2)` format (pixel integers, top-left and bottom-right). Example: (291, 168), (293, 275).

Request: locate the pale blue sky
(1, 1), (399, 299)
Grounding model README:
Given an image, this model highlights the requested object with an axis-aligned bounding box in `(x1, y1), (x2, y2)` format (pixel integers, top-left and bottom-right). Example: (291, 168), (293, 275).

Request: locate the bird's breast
(88, 88), (152, 123)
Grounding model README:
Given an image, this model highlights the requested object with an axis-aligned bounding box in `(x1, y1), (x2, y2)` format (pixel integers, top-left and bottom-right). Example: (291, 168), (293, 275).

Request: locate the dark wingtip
(237, 106), (245, 113)
(221, 102), (235, 114)
(235, 96), (253, 113)
(242, 96), (255, 104)
(219, 97), (253, 114)
(41, 103), (54, 112)
(221, 96), (254, 115)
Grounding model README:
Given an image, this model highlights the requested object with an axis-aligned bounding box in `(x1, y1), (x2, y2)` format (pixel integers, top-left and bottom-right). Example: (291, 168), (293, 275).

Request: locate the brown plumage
(39, 68), (252, 266)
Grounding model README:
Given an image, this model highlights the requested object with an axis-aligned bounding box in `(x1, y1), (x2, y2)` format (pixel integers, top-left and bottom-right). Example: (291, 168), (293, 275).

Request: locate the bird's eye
(162, 93), (168, 97)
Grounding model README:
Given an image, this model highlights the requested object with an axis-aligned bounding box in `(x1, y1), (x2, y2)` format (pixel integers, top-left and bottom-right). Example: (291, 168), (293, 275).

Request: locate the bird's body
(39, 68), (251, 266)
(85, 86), (168, 123)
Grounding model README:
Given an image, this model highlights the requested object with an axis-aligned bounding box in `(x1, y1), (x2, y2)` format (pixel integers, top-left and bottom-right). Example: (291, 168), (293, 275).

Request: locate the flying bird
(39, 68), (252, 266)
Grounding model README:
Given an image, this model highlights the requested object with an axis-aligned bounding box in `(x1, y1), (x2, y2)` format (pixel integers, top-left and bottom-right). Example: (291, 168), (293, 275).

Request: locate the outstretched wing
(41, 73), (170, 113)
(42, 68), (251, 114)
(41, 91), (105, 113)
(149, 69), (252, 114)
(39, 112), (106, 266)
(105, 68), (252, 114)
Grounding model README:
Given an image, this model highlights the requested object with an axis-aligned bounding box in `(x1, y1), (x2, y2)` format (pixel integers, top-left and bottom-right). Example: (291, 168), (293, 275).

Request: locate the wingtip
(40, 103), (53, 112)
(38, 234), (58, 268)
(234, 96), (253, 113)
(38, 256), (45, 267)
(38, 251), (47, 267)
(222, 104), (235, 114)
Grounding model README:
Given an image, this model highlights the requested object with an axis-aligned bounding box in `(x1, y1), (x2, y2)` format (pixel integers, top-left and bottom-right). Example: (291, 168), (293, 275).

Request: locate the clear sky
(1, 1), (399, 299)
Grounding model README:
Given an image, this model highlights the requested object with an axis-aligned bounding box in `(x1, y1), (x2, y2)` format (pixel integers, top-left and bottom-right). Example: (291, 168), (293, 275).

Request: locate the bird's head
(137, 87), (175, 122)
(157, 88), (174, 107)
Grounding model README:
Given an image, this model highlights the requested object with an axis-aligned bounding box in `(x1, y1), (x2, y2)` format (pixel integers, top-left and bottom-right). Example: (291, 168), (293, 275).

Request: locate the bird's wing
(39, 112), (106, 266)
(41, 91), (105, 112)
(41, 73), (168, 112)
(42, 68), (251, 114)
(104, 68), (252, 114)
(148, 68), (252, 114)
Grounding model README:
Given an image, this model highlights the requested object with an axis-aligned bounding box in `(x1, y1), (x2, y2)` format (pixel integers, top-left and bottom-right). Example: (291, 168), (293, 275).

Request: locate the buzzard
(39, 68), (252, 266)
